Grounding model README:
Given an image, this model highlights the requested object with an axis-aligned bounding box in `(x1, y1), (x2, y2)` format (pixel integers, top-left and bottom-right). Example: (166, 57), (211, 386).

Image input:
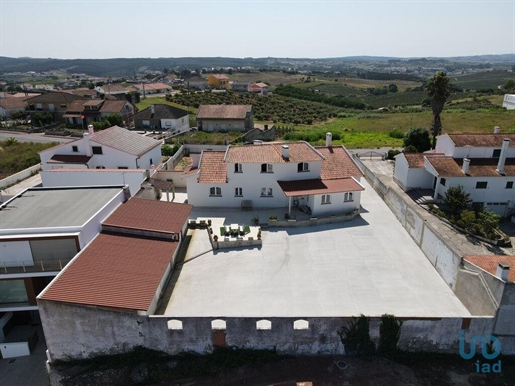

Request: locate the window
(261, 163), (273, 173)
(235, 187), (243, 196)
(475, 181), (488, 189)
(234, 163), (242, 173)
(210, 187), (222, 196)
(92, 146), (103, 155)
(150, 158), (153, 165)
(118, 167), (128, 169)
(60, 103), (66, 108)
(297, 162), (309, 172)
(96, 166), (105, 169)
(260, 187), (273, 197)
(72, 145), (78, 152)
(440, 178), (446, 186)
(344, 192), (354, 202)
(321, 194), (331, 204)
(36, 103), (42, 110)
(506, 181), (514, 189)
(48, 103), (55, 111)
(493, 149), (501, 158)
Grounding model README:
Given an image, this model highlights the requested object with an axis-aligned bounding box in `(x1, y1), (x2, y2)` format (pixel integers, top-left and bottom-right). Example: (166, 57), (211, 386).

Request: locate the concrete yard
(163, 179), (470, 318)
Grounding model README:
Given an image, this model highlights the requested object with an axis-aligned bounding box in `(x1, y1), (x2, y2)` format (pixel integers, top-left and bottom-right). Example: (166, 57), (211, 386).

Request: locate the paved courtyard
(163, 179), (470, 318)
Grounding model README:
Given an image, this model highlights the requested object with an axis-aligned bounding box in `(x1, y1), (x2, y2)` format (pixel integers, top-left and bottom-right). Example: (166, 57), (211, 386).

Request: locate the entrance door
(212, 330), (227, 348)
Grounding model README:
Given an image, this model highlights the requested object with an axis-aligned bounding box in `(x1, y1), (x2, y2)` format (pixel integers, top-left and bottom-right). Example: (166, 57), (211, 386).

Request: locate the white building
(39, 125), (162, 171)
(186, 134), (364, 217)
(502, 94), (515, 110)
(394, 131), (515, 216)
(0, 186), (128, 343)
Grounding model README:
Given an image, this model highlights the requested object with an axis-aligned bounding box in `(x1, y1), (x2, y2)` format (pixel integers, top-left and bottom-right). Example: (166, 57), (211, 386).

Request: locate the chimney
(87, 124), (94, 135)
(462, 158), (470, 175)
(282, 145), (290, 159)
(326, 132), (333, 147)
(151, 104), (155, 115)
(496, 138), (510, 175)
(494, 126), (501, 134)
(83, 133), (92, 157)
(496, 263), (510, 282)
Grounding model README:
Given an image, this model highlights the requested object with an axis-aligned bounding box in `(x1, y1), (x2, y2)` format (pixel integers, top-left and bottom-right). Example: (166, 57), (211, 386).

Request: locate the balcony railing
(1, 260), (70, 274)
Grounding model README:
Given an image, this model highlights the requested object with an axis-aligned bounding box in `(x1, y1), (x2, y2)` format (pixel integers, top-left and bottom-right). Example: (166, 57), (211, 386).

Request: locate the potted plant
(269, 215), (278, 222)
(207, 219), (212, 227)
(213, 235), (218, 242)
(252, 216), (259, 225)
(257, 229), (262, 240)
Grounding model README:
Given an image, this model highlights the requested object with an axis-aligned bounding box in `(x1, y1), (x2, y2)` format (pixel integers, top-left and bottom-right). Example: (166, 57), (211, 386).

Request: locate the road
(0, 131), (74, 144)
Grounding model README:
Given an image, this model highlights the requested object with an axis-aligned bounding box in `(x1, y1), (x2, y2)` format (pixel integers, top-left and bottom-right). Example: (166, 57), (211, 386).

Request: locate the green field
(0, 140), (58, 180)
(451, 70), (515, 90)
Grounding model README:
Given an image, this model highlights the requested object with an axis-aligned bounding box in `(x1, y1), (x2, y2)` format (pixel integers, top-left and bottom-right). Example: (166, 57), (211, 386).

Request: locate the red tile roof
(47, 154), (92, 164)
(197, 104), (252, 120)
(448, 134), (515, 148)
(39, 233), (178, 311)
(99, 100), (130, 113)
(198, 151), (227, 183)
(316, 146), (363, 179)
(464, 255), (515, 283)
(403, 153), (444, 168)
(278, 178), (364, 197)
(425, 156), (464, 177)
(90, 126), (161, 156)
(0, 97), (28, 109)
(226, 142), (324, 163)
(102, 198), (192, 235)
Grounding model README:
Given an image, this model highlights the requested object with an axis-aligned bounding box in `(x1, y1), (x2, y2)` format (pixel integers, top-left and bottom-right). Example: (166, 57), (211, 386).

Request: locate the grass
(452, 70), (515, 90)
(0, 140), (58, 179)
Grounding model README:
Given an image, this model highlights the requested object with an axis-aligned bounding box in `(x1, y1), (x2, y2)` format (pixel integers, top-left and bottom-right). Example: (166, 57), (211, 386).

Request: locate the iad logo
(459, 330), (502, 373)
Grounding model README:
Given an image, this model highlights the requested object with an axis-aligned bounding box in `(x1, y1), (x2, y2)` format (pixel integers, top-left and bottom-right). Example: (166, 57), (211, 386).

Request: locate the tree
(104, 113), (123, 127)
(477, 209), (500, 237)
(443, 185), (472, 217)
(504, 79), (515, 93)
(426, 71), (450, 149)
(388, 83), (398, 93)
(403, 127), (431, 153)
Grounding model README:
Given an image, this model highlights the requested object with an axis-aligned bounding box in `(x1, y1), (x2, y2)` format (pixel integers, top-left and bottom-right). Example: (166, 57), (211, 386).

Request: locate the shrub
(387, 149), (401, 160)
(378, 314), (402, 356)
(403, 127), (431, 153)
(388, 128), (404, 139)
(443, 185), (472, 217)
(338, 315), (375, 357)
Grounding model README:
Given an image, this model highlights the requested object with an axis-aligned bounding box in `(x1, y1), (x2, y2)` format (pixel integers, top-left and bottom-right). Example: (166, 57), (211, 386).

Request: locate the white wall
(0, 342), (31, 358)
(161, 116), (189, 132)
(41, 170), (147, 198)
(436, 134), (515, 159)
(503, 94), (515, 110)
(78, 188), (126, 248)
(440, 176), (515, 215)
(312, 191), (361, 216)
(188, 160), (323, 208)
(202, 119), (245, 132)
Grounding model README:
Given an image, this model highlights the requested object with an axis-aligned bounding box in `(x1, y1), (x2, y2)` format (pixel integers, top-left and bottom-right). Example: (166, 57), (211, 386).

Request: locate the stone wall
(40, 298), (508, 361)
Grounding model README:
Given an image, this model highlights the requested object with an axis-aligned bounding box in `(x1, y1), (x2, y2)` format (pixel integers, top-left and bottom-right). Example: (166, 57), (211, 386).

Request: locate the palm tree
(426, 71), (450, 149)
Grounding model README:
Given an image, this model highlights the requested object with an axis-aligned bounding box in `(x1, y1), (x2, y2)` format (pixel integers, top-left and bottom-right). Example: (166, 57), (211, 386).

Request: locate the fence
(0, 163), (41, 190)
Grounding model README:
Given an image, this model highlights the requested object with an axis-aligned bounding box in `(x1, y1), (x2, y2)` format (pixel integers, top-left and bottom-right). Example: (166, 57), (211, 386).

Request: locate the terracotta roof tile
(0, 97), (28, 109)
(403, 153), (444, 168)
(316, 146), (363, 179)
(39, 233), (178, 311)
(24, 91), (85, 104)
(90, 126), (161, 156)
(198, 151), (227, 183)
(102, 198), (192, 234)
(197, 105), (252, 120)
(464, 255), (515, 283)
(448, 134), (515, 148)
(278, 178), (364, 197)
(425, 156), (465, 177)
(226, 142), (324, 164)
(99, 100), (130, 113)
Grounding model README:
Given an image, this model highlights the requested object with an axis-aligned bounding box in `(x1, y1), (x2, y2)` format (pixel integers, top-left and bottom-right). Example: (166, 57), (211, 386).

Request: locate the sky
(0, 0), (514, 59)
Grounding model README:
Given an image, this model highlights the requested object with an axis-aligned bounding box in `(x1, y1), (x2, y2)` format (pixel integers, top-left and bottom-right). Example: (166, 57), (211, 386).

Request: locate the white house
(394, 131), (515, 216)
(132, 104), (190, 132)
(39, 125), (162, 171)
(186, 134), (364, 217)
(502, 94), (515, 110)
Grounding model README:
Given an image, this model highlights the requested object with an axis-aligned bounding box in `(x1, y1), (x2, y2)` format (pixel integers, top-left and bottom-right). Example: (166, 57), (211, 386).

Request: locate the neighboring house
(39, 125), (162, 171)
(34, 84), (56, 91)
(132, 104), (189, 132)
(128, 83), (172, 96)
(186, 133), (364, 217)
(207, 74), (230, 89)
(0, 97), (28, 119)
(231, 81), (250, 92)
(25, 92), (85, 120)
(68, 88), (99, 99)
(185, 78), (208, 90)
(94, 84), (128, 97)
(38, 198), (193, 360)
(503, 94), (515, 110)
(0, 186), (128, 342)
(394, 132), (515, 216)
(250, 82), (269, 94)
(64, 99), (134, 126)
(196, 104), (254, 132)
